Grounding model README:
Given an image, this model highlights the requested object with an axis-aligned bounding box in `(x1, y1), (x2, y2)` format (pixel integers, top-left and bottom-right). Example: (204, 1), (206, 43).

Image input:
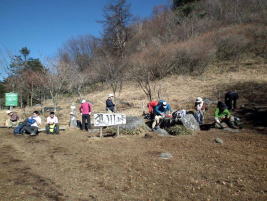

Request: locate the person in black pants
(79, 99), (92, 131)
(106, 94), (115, 112)
(225, 91), (239, 110)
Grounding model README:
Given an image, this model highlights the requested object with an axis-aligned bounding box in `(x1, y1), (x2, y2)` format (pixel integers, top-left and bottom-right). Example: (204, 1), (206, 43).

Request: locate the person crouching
(152, 101), (172, 131)
(46, 112), (59, 134)
(214, 101), (237, 129)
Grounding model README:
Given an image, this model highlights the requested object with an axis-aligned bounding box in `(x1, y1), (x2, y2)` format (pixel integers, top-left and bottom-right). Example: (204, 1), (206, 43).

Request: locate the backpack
(13, 122), (26, 135)
(27, 118), (36, 126)
(48, 124), (56, 134)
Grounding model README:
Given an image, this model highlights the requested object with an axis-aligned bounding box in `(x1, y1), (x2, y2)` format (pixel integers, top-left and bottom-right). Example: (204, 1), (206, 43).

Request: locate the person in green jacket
(214, 101), (237, 129)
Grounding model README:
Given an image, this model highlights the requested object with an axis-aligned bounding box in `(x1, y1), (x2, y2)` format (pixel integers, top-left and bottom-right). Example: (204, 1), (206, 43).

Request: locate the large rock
(180, 114), (200, 131)
(120, 116), (148, 130)
(154, 128), (170, 136)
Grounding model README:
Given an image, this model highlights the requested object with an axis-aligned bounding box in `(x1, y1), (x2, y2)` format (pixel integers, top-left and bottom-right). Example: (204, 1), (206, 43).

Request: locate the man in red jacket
(79, 99), (93, 131)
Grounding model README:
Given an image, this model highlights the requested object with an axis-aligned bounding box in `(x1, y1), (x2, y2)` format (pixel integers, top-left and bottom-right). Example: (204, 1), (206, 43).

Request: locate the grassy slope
(1, 57), (266, 126)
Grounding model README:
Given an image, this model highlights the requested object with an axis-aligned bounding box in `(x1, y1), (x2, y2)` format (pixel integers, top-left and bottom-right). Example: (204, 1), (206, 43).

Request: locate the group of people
(6, 110), (59, 136)
(146, 91), (239, 130)
(6, 90), (238, 135)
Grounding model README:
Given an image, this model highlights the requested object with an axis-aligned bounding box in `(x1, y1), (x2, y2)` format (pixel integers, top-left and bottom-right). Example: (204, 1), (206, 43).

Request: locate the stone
(153, 128), (170, 136)
(180, 114), (200, 131)
(215, 138), (223, 144)
(223, 128), (240, 133)
(120, 116), (148, 130)
(160, 152), (173, 159)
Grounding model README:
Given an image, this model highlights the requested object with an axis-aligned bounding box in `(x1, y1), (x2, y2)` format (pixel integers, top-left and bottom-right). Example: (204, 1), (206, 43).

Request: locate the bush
(166, 125), (193, 136)
(215, 33), (250, 60)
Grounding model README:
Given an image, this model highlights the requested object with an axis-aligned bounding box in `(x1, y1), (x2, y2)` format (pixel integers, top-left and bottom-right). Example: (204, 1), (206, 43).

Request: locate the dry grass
(0, 57), (266, 126)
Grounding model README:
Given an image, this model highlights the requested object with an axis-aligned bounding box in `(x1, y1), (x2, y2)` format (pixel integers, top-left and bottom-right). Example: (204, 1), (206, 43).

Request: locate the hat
(196, 97), (203, 103)
(81, 99), (86, 103)
(108, 94), (114, 98)
(6, 110), (12, 114)
(70, 112), (74, 115)
(162, 101), (167, 106)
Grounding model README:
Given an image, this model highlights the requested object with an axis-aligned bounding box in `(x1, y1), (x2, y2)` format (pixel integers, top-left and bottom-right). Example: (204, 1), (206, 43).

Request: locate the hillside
(1, 56), (266, 126)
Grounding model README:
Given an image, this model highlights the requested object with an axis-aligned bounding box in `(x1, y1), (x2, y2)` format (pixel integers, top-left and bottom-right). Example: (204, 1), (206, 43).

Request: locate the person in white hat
(79, 99), (92, 131)
(152, 100), (172, 130)
(106, 94), (115, 112)
(194, 97), (206, 125)
(5, 110), (19, 128)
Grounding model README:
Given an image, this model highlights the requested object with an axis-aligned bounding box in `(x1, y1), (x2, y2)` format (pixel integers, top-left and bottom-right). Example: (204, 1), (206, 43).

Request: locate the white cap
(108, 94), (114, 98)
(196, 97), (203, 102)
(162, 101), (167, 106)
(70, 112), (74, 115)
(6, 110), (12, 114)
(81, 99), (86, 103)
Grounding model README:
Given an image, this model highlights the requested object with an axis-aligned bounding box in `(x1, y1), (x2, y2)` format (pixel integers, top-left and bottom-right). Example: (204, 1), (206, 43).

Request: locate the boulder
(160, 152), (173, 159)
(180, 114), (200, 131)
(215, 138), (223, 144)
(154, 128), (170, 136)
(120, 116), (148, 130)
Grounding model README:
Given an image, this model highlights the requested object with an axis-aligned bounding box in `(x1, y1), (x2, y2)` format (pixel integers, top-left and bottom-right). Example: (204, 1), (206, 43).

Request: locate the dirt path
(0, 128), (266, 201)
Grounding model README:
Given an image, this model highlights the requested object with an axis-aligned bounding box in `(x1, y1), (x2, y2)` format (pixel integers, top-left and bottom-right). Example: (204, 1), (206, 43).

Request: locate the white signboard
(94, 113), (126, 127)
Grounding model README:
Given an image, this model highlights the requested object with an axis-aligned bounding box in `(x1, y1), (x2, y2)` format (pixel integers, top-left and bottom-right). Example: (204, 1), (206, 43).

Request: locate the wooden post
(100, 127), (103, 138)
(116, 125), (120, 137)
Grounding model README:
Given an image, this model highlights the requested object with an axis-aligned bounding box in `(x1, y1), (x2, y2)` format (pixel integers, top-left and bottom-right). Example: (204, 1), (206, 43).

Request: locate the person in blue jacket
(152, 100), (172, 130)
(106, 94), (115, 112)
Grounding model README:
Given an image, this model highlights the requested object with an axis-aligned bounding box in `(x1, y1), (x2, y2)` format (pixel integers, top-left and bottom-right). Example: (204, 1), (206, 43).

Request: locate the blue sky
(0, 0), (169, 79)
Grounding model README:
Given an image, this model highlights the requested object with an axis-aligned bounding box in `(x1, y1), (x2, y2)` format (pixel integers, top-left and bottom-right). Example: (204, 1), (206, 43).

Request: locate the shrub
(166, 125), (193, 136)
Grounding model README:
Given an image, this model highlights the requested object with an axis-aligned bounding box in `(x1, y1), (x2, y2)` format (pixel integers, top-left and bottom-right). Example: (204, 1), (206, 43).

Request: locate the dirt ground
(0, 127), (266, 201)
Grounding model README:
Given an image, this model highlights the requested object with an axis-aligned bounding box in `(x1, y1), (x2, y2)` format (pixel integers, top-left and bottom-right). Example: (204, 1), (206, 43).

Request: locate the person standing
(79, 99), (92, 131)
(106, 94), (115, 112)
(225, 91), (239, 110)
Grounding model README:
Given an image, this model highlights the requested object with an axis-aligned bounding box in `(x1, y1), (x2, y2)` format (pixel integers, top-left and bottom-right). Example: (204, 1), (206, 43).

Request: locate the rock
(180, 114), (200, 131)
(160, 152), (173, 159)
(120, 116), (148, 130)
(153, 128), (170, 136)
(215, 138), (223, 144)
(223, 128), (240, 133)
(144, 133), (153, 139)
(255, 127), (265, 131)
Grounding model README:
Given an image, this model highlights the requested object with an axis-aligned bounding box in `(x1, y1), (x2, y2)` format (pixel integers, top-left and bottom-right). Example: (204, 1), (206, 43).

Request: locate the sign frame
(5, 93), (18, 107)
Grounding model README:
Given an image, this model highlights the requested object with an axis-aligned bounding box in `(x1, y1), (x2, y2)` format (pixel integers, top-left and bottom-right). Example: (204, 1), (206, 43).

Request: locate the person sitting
(225, 91), (239, 110)
(214, 101), (237, 129)
(194, 97), (207, 125)
(24, 111), (42, 136)
(5, 110), (19, 128)
(106, 94), (115, 113)
(46, 112), (59, 134)
(152, 101), (172, 130)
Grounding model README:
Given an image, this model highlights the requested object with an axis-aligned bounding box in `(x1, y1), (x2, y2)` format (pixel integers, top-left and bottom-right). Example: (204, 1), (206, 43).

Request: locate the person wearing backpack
(46, 112), (59, 134)
(24, 111), (42, 136)
(152, 101), (172, 130)
(145, 100), (158, 120)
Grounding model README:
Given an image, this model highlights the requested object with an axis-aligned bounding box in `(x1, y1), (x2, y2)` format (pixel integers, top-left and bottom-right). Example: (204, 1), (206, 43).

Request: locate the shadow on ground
(215, 81), (267, 127)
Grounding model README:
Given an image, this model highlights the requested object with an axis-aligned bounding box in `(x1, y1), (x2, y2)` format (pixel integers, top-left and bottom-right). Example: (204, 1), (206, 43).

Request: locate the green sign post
(5, 93), (18, 107)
